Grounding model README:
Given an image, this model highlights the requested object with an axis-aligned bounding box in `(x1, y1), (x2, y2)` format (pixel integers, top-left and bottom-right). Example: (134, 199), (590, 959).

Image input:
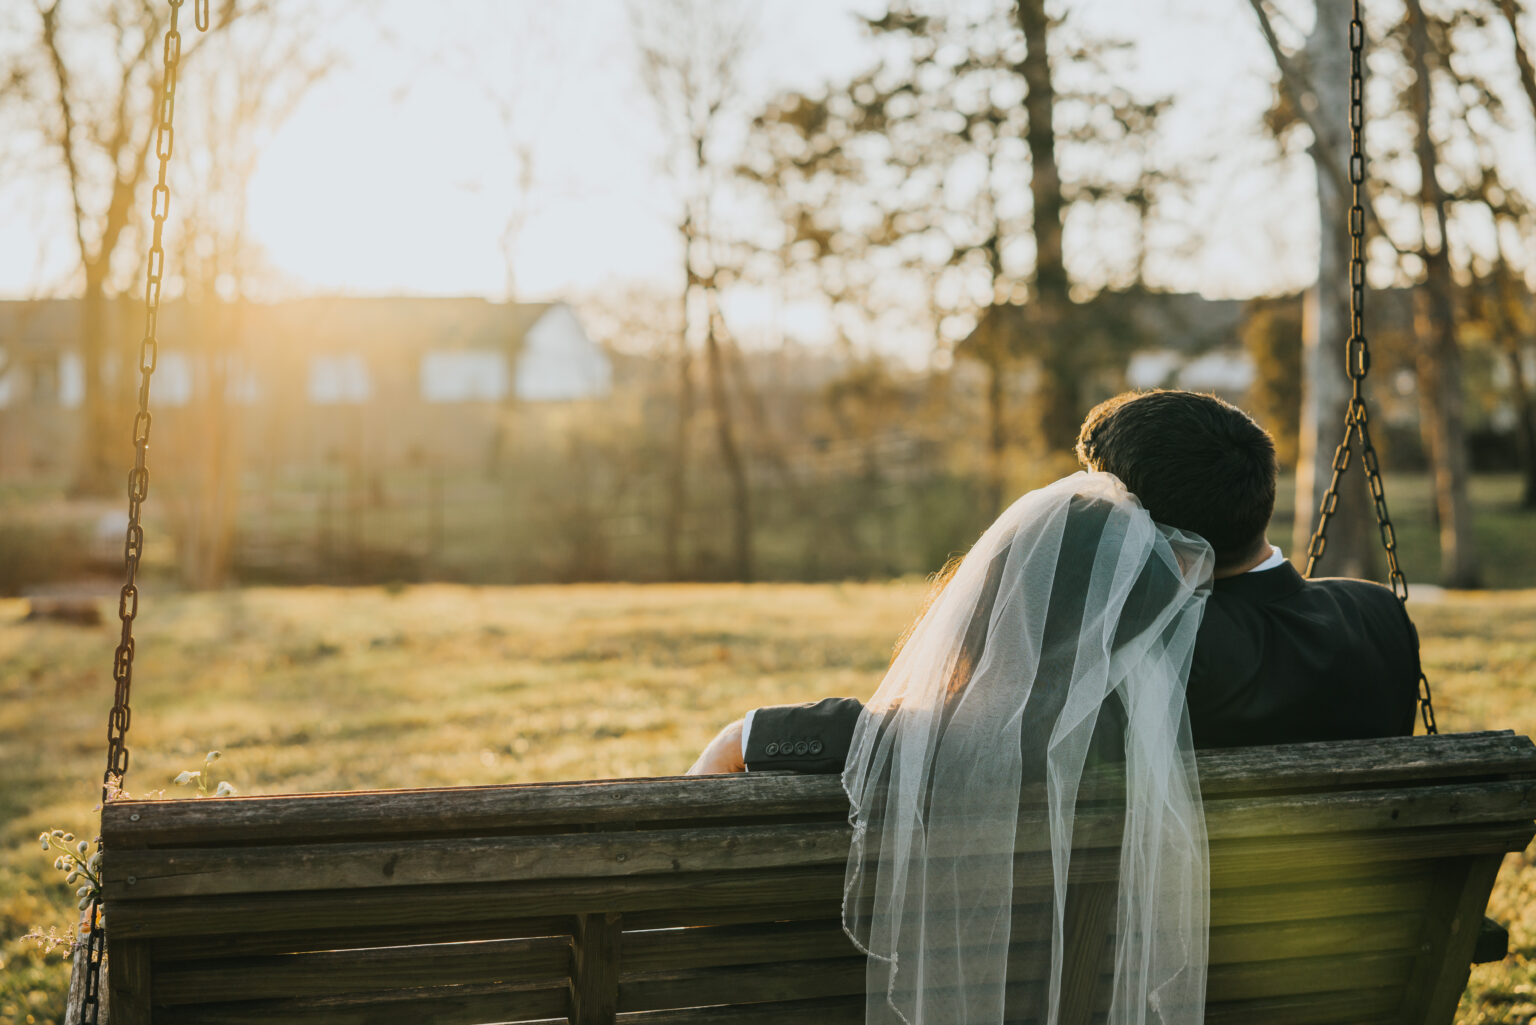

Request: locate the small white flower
(66, 871), (79, 885)
(89, 852), (102, 870)
(215, 781), (236, 797)
(77, 885), (92, 898)
(77, 840), (89, 856)
(173, 770), (198, 786)
(206, 751), (221, 763)
(40, 835), (50, 850)
(54, 857), (66, 871)
(77, 896), (91, 910)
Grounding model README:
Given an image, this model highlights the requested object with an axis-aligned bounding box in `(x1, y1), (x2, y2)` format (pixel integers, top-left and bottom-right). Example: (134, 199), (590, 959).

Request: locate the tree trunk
(705, 297), (752, 581)
(1495, 271), (1536, 508)
(1406, 0), (1481, 587)
(1495, 0), (1536, 508)
(75, 276), (118, 496)
(1292, 3), (1376, 580)
(1016, 0), (1074, 452)
(662, 215), (698, 580)
(985, 349), (1007, 516)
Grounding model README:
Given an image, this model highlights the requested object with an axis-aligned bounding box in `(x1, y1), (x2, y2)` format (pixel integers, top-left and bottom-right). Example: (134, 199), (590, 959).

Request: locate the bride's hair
(1075, 389), (1277, 569)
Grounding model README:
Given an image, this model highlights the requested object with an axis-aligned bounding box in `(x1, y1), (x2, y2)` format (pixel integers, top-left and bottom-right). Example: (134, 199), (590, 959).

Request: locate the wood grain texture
(571, 912), (622, 1025)
(153, 936), (572, 1005)
(90, 731), (1536, 1024)
(105, 937), (151, 1025)
(1399, 853), (1508, 1025)
(100, 732), (1536, 847)
(153, 982), (570, 1025)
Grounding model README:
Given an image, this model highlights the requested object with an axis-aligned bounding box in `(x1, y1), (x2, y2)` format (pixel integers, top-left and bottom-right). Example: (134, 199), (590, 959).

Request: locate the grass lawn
(3, 582), (1536, 1023)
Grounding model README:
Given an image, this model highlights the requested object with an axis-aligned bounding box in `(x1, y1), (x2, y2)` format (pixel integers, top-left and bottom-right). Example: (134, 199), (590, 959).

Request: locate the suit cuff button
(793, 740), (810, 755)
(809, 740), (824, 755)
(765, 742), (779, 756)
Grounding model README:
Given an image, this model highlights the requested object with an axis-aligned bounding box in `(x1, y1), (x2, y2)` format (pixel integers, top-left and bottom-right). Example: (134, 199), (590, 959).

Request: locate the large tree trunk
(662, 214), (699, 580)
(1016, 0), (1074, 452)
(1291, 2), (1377, 580)
(706, 296), (752, 581)
(1496, 0), (1536, 508)
(76, 276), (119, 496)
(1495, 270), (1536, 508)
(1405, 0), (1481, 587)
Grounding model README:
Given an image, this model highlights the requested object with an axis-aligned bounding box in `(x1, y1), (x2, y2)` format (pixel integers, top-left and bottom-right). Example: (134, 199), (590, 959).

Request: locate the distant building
(954, 287), (1420, 412)
(0, 297), (611, 478)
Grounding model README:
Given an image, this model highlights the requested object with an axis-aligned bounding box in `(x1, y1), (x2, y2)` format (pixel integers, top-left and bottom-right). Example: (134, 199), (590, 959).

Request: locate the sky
(2, 0), (1530, 324)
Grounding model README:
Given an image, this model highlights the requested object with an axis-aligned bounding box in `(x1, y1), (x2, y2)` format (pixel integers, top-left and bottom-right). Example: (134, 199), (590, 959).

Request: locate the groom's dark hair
(1075, 390), (1277, 569)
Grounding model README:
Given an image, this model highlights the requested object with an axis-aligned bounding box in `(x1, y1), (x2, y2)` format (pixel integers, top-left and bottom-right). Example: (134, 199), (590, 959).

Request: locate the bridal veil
(841, 471), (1214, 1025)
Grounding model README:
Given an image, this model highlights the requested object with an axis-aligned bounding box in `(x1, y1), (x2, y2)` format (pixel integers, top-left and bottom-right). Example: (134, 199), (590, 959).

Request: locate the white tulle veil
(841, 471), (1214, 1025)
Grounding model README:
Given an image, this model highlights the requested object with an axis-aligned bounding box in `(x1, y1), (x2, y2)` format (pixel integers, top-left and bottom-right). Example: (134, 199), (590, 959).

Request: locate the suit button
(765, 743), (779, 756)
(809, 740), (824, 755)
(794, 740), (810, 756)
(779, 739), (793, 754)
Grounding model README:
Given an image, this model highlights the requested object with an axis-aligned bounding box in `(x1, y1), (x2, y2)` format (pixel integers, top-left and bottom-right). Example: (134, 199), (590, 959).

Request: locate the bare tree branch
(1245, 0), (1413, 258)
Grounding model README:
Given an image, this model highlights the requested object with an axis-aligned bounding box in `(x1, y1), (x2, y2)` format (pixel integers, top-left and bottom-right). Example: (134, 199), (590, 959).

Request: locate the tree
(161, 3), (336, 588)
(7, 0), (271, 495)
(1248, 0), (1382, 579)
(1395, 0), (1478, 586)
(741, 1), (1171, 514)
(632, 0), (756, 580)
(1241, 299), (1304, 469)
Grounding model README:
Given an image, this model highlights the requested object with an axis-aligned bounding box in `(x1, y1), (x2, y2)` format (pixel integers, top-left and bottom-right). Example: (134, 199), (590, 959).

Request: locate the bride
(705, 471), (1215, 1025)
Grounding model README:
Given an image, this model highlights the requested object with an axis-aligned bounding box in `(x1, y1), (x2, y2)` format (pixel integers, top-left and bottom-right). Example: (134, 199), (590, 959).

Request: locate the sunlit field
(3, 583), (1536, 1023)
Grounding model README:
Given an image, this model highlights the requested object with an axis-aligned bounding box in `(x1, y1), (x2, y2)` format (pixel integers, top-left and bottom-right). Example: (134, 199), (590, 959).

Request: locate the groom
(688, 389), (1423, 775)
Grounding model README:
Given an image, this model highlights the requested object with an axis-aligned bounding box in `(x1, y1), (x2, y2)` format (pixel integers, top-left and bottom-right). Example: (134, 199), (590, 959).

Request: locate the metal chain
(1303, 0), (1437, 735)
(77, 3), (205, 1022)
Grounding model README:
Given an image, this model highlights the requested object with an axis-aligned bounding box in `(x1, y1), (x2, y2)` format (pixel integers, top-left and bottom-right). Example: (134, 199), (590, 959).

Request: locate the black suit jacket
(745, 563), (1422, 771)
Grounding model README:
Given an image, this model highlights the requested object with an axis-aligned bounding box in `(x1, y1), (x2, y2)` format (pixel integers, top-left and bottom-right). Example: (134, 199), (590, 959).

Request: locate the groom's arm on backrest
(741, 696), (865, 772)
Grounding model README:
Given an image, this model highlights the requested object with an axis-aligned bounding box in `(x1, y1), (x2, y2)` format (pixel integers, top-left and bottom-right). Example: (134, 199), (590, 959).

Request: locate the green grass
(3, 582), (1536, 1023)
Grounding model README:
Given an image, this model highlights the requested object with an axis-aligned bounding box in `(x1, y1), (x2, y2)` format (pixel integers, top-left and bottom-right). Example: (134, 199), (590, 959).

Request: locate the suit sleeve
(744, 697), (865, 773)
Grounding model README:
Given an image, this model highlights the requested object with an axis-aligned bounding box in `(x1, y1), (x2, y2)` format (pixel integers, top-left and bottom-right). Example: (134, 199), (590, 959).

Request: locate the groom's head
(1075, 390), (1278, 570)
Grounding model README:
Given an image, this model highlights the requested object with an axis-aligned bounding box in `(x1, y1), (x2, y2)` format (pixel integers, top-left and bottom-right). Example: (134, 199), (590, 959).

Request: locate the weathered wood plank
(106, 866), (851, 940)
(1204, 822), (1534, 887)
(1209, 949), (1413, 1002)
(105, 937), (152, 1025)
(1059, 882), (1116, 1025)
(614, 993), (865, 1025)
(105, 823), (1517, 946)
(618, 955), (868, 1011)
(102, 774), (851, 847)
(620, 903), (1425, 978)
(153, 982), (569, 1025)
(571, 912), (622, 1025)
(153, 936), (572, 1005)
(102, 779), (1535, 901)
(104, 822), (855, 899)
(1202, 986), (1403, 1025)
(622, 920), (858, 973)
(150, 914), (575, 962)
(1398, 852), (1506, 1025)
(100, 733), (1536, 849)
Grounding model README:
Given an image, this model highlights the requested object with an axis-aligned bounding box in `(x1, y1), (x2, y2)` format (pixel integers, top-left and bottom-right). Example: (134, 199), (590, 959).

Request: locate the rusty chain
(77, 2), (207, 1022)
(1303, 0), (1437, 736)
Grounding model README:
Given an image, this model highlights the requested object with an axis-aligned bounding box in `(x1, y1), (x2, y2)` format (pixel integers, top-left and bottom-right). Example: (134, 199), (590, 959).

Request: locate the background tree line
(1, 0), (1533, 590)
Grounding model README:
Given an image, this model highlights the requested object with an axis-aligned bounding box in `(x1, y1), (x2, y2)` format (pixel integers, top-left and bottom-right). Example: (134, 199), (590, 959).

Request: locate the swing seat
(99, 730), (1536, 1025)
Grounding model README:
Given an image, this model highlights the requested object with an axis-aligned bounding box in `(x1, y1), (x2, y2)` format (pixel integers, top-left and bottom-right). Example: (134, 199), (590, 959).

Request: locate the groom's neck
(1213, 536), (1274, 579)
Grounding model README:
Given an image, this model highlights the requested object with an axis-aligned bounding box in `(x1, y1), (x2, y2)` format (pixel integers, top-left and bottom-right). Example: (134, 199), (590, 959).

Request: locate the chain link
(1303, 0), (1437, 736)
(77, 3), (202, 1021)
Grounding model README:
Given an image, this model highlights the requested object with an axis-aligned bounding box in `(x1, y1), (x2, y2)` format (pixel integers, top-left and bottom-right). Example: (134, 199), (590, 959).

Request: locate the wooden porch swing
(78, 2), (1536, 1023)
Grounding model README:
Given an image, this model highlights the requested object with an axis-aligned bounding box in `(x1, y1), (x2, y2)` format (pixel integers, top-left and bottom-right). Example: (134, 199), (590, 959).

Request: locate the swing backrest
(100, 730), (1536, 1025)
